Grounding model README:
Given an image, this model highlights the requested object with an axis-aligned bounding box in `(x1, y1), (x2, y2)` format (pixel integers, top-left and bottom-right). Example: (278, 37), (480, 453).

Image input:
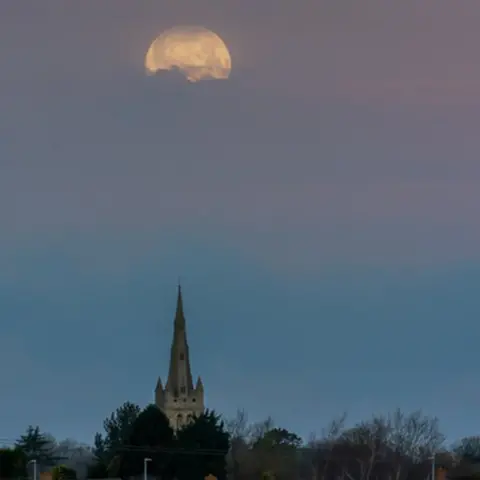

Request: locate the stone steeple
(155, 285), (204, 430)
(165, 285), (194, 395)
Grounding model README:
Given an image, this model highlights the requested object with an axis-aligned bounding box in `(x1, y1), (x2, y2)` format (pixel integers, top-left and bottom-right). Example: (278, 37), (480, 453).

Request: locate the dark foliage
(175, 409), (230, 480)
(455, 437), (480, 462)
(0, 447), (27, 478)
(115, 404), (175, 479)
(93, 401), (141, 464)
(15, 426), (59, 466)
(86, 461), (109, 479)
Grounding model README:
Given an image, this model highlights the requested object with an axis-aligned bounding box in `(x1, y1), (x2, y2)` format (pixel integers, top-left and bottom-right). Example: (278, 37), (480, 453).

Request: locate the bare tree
(225, 410), (253, 480)
(225, 409), (252, 442)
(321, 413), (348, 445)
(250, 417), (275, 446)
(385, 409), (445, 461)
(337, 418), (390, 480)
(225, 410), (278, 480)
(311, 410), (444, 480)
(311, 413), (348, 480)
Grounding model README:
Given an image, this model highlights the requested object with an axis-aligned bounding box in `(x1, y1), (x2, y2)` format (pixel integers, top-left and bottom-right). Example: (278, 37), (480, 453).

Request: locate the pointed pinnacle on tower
(175, 283), (185, 328)
(196, 376), (204, 391)
(166, 283), (194, 394)
(155, 377), (163, 391)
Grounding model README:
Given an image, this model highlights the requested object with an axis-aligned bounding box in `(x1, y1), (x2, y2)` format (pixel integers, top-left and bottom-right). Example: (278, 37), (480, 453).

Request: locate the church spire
(155, 284), (205, 430)
(165, 284), (194, 396)
(175, 284), (185, 328)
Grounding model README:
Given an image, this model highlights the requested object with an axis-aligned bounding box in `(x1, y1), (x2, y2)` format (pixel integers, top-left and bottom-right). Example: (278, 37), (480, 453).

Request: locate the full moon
(145, 26), (232, 83)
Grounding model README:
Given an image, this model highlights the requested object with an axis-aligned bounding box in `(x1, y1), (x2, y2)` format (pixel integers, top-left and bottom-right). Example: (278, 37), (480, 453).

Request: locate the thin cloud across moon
(145, 26), (232, 83)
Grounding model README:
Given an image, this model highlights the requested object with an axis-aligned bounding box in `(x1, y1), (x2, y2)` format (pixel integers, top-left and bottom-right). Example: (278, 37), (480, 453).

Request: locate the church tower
(155, 285), (204, 430)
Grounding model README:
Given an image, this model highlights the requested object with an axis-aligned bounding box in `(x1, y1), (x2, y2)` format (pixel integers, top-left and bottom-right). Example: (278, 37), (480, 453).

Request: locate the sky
(1, 0), (480, 447)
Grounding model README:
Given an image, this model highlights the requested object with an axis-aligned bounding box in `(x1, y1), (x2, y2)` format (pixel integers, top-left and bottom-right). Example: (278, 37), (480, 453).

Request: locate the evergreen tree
(115, 404), (175, 479)
(15, 426), (59, 467)
(91, 401), (141, 474)
(175, 410), (230, 480)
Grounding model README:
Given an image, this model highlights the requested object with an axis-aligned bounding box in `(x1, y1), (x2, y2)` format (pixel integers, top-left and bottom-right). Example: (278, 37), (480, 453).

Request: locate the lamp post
(431, 453), (436, 480)
(27, 459), (37, 480)
(144, 457), (152, 480)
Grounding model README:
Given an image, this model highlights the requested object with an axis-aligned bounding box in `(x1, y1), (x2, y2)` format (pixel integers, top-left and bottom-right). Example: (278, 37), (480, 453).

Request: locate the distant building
(154, 286), (204, 430)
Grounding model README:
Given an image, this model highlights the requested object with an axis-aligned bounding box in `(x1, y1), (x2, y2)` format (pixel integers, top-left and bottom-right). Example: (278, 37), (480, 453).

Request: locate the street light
(27, 459), (37, 480)
(431, 453), (436, 480)
(143, 457), (152, 480)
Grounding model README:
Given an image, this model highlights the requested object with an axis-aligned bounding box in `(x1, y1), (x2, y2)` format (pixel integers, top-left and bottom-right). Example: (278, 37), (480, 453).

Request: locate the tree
(224, 411), (305, 480)
(0, 447), (27, 478)
(385, 409), (445, 461)
(251, 427), (303, 480)
(225, 410), (255, 480)
(225, 410), (252, 444)
(255, 428), (302, 449)
(454, 437), (480, 462)
(114, 404), (175, 479)
(175, 409), (230, 480)
(312, 410), (445, 480)
(335, 419), (389, 480)
(93, 433), (107, 464)
(92, 401), (141, 471)
(310, 413), (348, 480)
(16, 426), (59, 467)
(381, 409), (445, 480)
(249, 418), (275, 446)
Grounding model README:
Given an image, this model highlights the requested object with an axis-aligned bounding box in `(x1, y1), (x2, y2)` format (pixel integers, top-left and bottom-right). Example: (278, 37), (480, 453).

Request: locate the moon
(145, 26), (232, 83)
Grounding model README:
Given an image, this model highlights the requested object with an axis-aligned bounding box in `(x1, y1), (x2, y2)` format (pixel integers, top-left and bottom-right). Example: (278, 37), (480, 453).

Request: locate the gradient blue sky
(1, 0), (480, 446)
